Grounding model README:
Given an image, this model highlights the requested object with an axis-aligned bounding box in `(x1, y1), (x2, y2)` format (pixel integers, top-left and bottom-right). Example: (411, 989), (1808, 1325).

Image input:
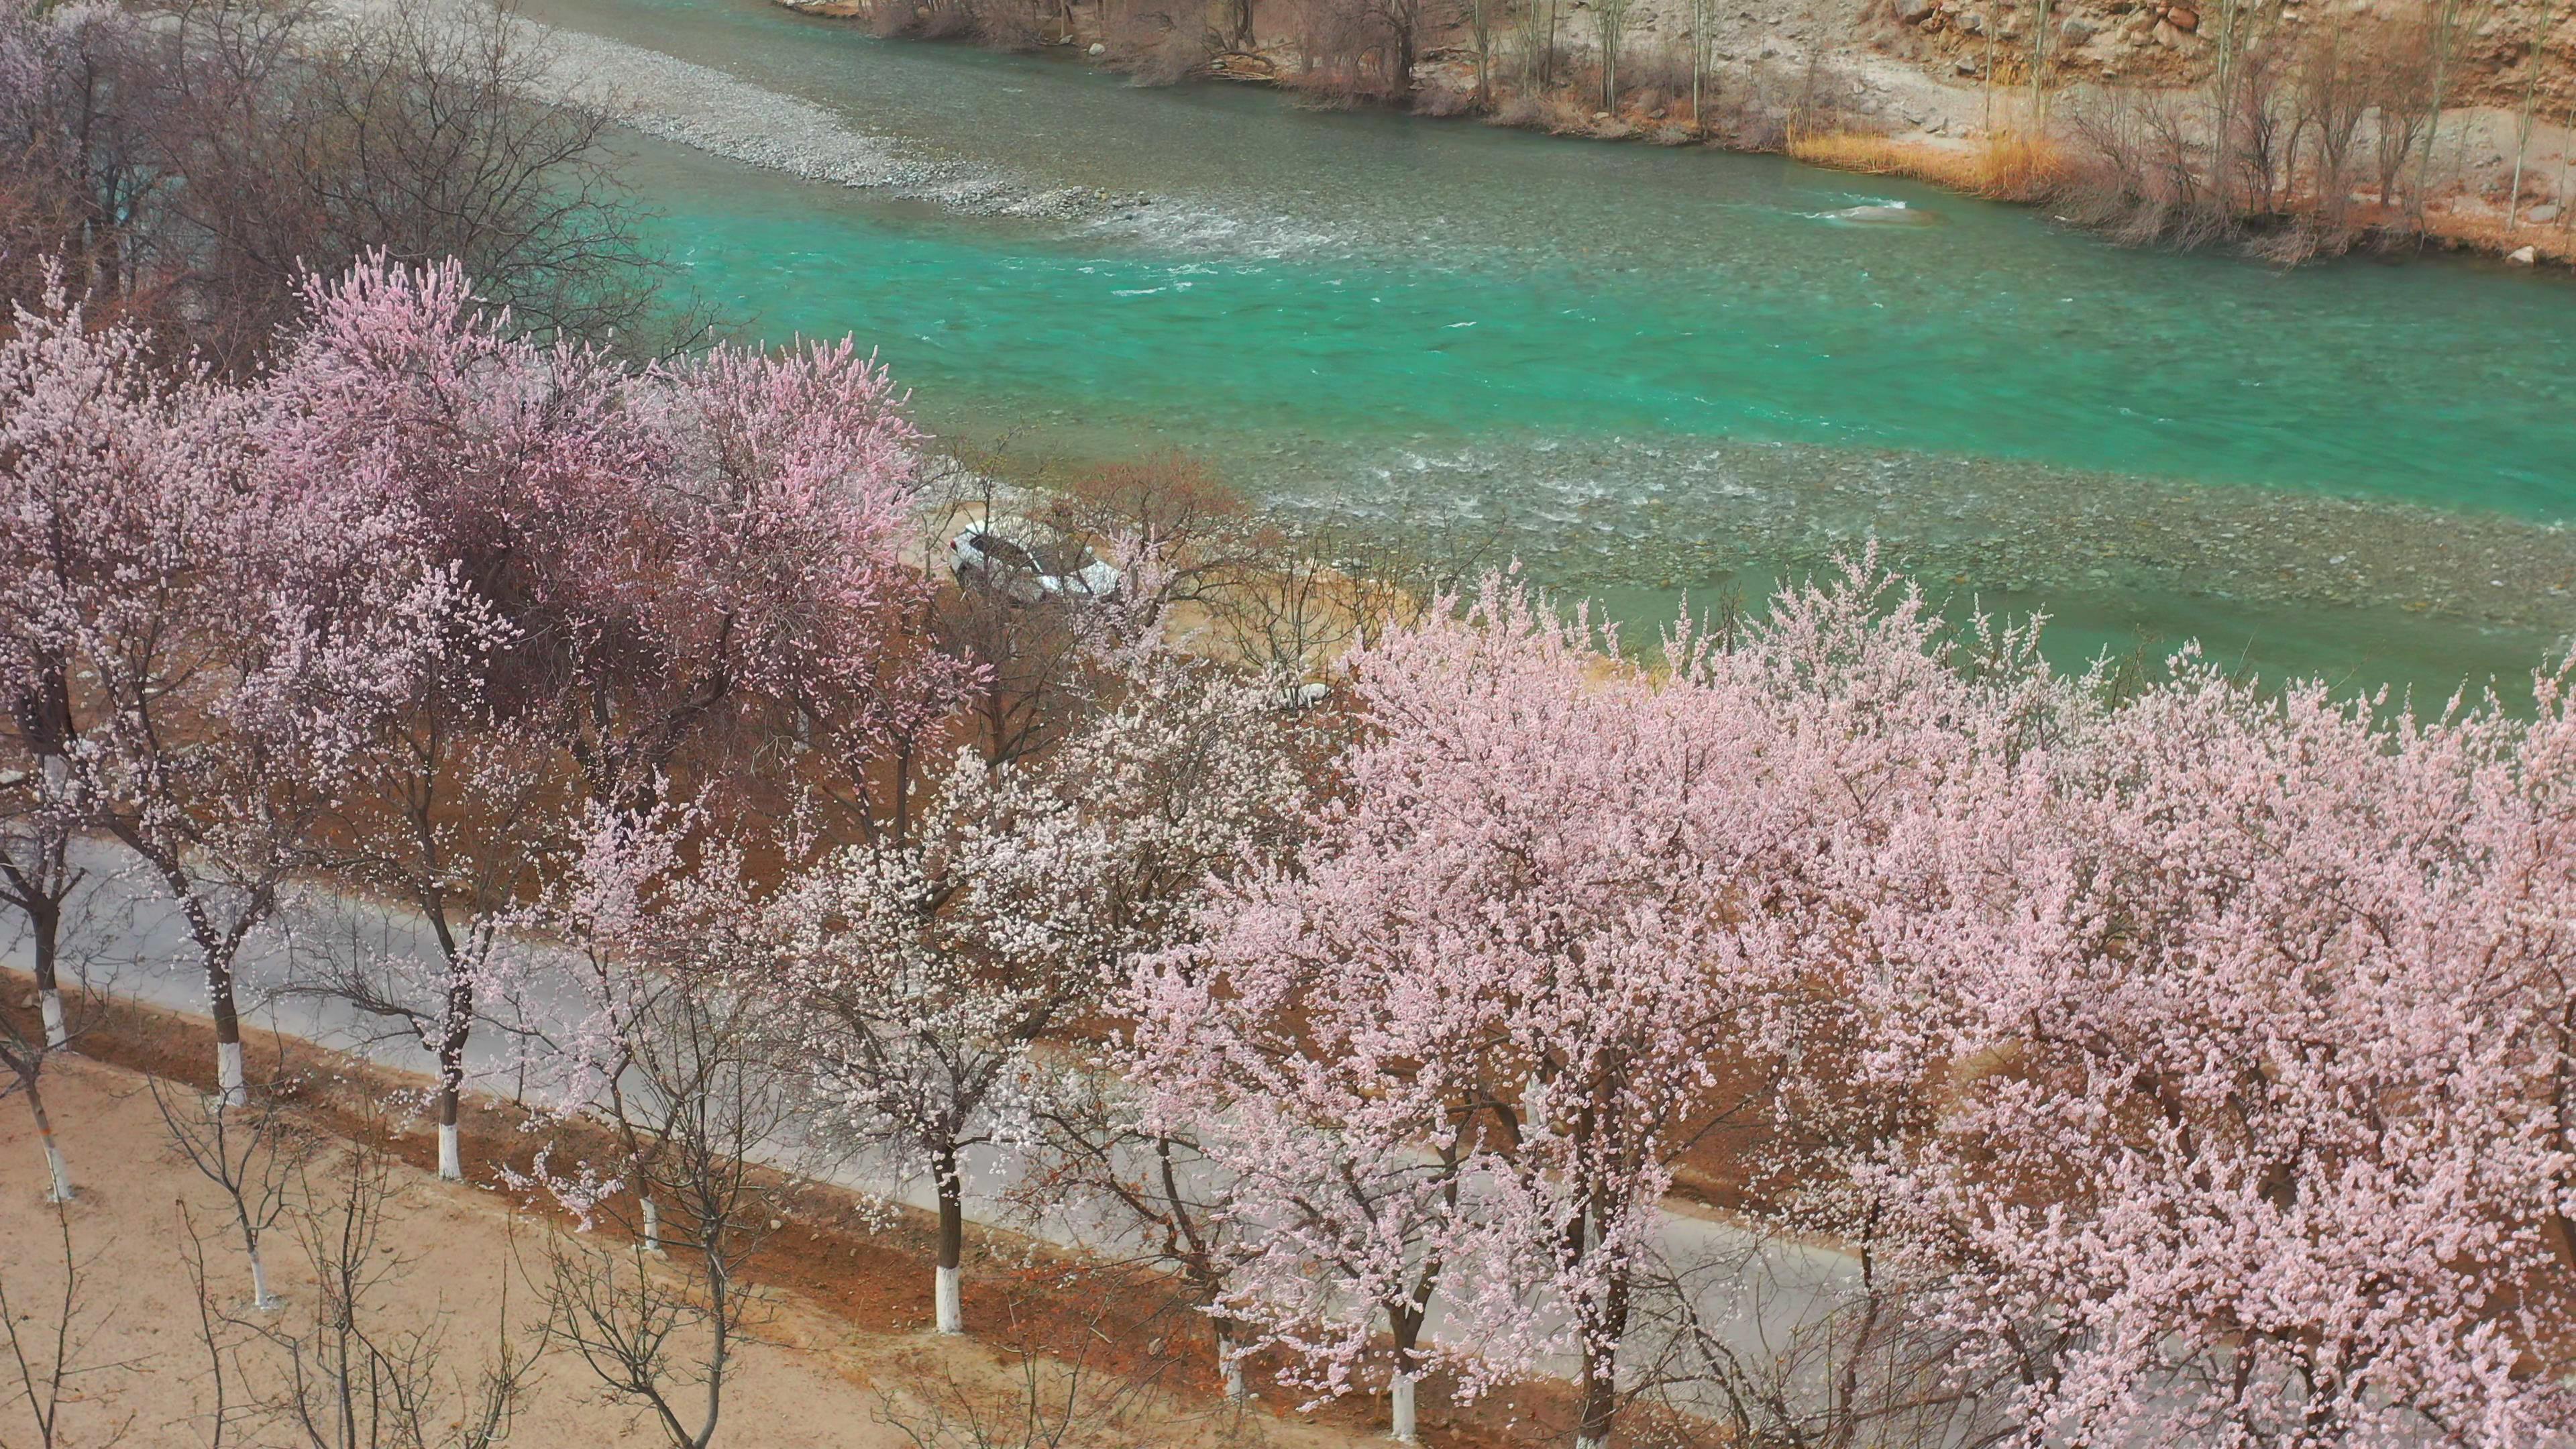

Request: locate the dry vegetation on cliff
(786, 0), (2576, 262)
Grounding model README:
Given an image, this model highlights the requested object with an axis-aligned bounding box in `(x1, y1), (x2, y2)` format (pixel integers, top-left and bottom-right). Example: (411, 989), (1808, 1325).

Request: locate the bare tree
(1466, 0), (1500, 105)
(1597, 0), (1633, 110)
(0, 0), (688, 360)
(2408, 0), (2502, 230)
(0, 1), (176, 315)
(1285, 0), (1443, 100)
(1507, 0), (1574, 95)
(2369, 22), (2436, 211)
(523, 994), (800, 1449)
(2507, 0), (2558, 228)
(2291, 19), (2372, 245)
(219, 1141), (541, 1449)
(1688, 0), (1717, 131)
(1628, 1226), (2021, 1449)
(162, 0), (688, 361)
(152, 1059), (318, 1314)
(0, 1195), (135, 1449)
(516, 835), (806, 1449)
(0, 855), (130, 1205)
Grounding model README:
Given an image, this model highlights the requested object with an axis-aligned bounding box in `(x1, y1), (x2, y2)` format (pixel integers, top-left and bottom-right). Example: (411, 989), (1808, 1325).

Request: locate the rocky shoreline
(769, 0), (2576, 270)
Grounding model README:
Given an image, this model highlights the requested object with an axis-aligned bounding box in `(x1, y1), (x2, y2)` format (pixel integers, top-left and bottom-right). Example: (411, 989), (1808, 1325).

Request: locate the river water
(527, 0), (2576, 698)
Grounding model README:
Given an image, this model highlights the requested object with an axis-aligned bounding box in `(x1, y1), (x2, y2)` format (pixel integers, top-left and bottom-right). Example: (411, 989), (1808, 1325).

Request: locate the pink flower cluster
(1134, 558), (2576, 1446)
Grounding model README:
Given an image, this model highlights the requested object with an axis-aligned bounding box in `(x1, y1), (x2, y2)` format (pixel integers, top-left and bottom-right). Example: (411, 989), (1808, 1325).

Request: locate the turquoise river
(529, 0), (2576, 698)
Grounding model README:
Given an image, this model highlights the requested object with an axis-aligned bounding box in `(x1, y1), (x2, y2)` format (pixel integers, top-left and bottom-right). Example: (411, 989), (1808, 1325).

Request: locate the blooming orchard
(3, 254), (2571, 1446)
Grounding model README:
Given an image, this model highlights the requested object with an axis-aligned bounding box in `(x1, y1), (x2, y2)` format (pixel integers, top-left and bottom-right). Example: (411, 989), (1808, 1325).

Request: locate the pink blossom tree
(506, 801), (806, 1449)
(1134, 559), (2080, 1445)
(1, 276), (470, 1104)
(1845, 650), (2576, 1446)
(1130, 578), (1748, 1443)
(1129, 883), (1497, 1441)
(0, 276), (168, 1052)
(755, 754), (1068, 1338)
(262, 258), (957, 824)
(988, 645), (1320, 1396)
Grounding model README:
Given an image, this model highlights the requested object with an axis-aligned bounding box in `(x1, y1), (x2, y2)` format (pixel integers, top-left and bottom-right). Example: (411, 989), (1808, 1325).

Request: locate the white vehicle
(947, 517), (1121, 605)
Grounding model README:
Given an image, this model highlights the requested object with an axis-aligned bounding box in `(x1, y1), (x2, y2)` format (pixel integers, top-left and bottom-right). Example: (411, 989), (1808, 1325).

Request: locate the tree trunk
(435, 1014), (468, 1181)
(1217, 1329), (1249, 1403)
(25, 1077), (73, 1203)
(248, 1239), (280, 1312)
(1572, 1259), (1634, 1449)
(1387, 1313), (1424, 1442)
(641, 1193), (664, 1255)
(28, 896), (66, 1051)
(209, 953), (246, 1106)
(437, 1083), (463, 1182)
(934, 1146), (965, 1334)
(29, 755), (72, 1051)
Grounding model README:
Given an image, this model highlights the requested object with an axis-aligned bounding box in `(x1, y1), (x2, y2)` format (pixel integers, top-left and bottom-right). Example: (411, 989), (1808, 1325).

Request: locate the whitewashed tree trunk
(1390, 1373), (1417, 1442)
(42, 1136), (74, 1204)
(36, 757), (71, 1055)
(934, 1265), (962, 1335)
(23, 1079), (72, 1203)
(640, 1193), (663, 1255)
(216, 1040), (246, 1108)
(1574, 1438), (1607, 1449)
(1219, 1335), (1248, 1403)
(248, 1243), (280, 1312)
(437, 1122), (462, 1181)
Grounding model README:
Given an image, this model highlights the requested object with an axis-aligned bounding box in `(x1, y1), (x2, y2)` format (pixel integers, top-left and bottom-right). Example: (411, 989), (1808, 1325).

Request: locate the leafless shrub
(1412, 80), (1480, 115)
(1112, 13), (1218, 85)
(2055, 87), (2243, 249)
(919, 1), (983, 39)
(1625, 1228), (2023, 1449)
(517, 962), (806, 1449)
(1030, 451), (1267, 618)
(154, 1055), (322, 1317)
(1, 1196), (133, 1449)
(216, 1140), (541, 1449)
(1282, 0), (1446, 103)
(0, 0), (689, 362)
(1205, 506), (1499, 680)
(1622, 44), (1697, 107)
(2050, 10), (2448, 258)
(967, 0), (1053, 51)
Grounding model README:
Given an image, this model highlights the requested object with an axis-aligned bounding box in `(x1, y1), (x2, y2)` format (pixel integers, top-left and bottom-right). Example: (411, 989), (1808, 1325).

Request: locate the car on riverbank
(948, 517), (1121, 605)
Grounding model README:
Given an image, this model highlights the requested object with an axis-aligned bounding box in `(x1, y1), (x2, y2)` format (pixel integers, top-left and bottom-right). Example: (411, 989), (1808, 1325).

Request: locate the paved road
(3, 835), (1863, 1418)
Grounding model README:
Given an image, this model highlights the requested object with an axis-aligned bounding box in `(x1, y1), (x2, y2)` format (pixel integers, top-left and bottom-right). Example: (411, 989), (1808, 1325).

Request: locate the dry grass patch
(1788, 129), (2071, 202)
